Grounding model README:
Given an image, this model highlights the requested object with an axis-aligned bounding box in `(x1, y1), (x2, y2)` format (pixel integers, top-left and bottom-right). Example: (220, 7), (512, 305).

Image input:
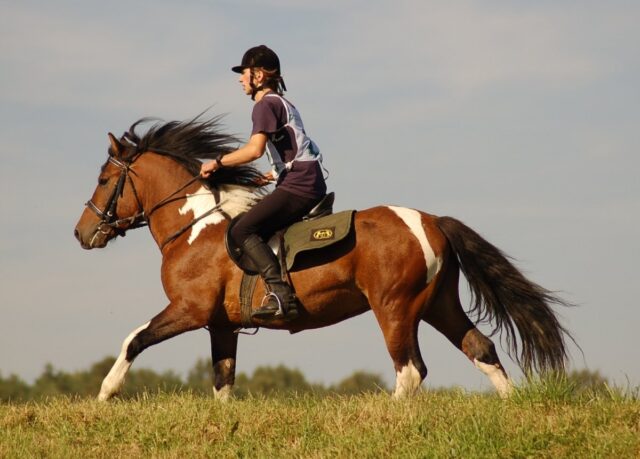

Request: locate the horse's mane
(117, 114), (264, 187)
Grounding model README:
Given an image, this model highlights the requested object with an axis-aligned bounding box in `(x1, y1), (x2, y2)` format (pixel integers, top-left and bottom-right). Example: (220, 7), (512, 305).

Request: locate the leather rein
(85, 154), (227, 250)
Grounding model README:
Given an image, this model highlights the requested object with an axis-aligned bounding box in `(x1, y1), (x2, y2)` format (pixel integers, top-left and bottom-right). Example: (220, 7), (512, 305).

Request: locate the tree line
(1, 358), (611, 403)
(0, 357), (389, 402)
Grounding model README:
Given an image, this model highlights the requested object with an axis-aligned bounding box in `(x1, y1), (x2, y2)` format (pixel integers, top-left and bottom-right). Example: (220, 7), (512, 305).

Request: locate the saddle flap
(283, 210), (355, 271)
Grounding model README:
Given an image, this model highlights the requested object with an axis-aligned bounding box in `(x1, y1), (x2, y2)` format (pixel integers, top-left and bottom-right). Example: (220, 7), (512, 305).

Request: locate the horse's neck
(135, 153), (263, 250)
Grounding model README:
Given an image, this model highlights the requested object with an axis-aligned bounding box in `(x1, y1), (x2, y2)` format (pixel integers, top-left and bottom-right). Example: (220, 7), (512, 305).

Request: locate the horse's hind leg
(98, 302), (205, 401)
(424, 268), (513, 397)
(209, 328), (238, 401)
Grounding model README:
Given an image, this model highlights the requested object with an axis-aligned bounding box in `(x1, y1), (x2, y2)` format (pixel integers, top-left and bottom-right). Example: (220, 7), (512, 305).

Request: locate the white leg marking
(393, 362), (423, 398)
(388, 206), (442, 283)
(474, 359), (514, 398)
(98, 321), (150, 401)
(213, 385), (233, 402)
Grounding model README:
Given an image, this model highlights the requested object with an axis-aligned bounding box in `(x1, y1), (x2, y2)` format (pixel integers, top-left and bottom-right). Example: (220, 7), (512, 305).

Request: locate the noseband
(85, 156), (147, 237)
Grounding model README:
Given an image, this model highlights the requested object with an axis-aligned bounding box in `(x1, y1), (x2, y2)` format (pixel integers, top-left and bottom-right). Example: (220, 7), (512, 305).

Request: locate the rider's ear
(108, 133), (124, 157)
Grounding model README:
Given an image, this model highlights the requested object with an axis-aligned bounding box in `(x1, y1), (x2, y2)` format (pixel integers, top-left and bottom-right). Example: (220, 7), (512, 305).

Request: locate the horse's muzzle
(74, 224), (111, 249)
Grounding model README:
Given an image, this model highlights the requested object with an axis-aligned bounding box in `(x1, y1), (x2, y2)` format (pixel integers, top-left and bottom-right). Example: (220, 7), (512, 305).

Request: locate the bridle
(85, 155), (148, 239)
(85, 152), (226, 250)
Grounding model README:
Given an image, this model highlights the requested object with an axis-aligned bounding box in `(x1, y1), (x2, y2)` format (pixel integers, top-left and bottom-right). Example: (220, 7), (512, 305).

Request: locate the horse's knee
(124, 318), (191, 361)
(125, 329), (153, 361)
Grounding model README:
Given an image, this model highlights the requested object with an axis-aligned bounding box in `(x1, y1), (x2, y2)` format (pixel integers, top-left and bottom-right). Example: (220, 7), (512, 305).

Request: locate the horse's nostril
(74, 228), (80, 241)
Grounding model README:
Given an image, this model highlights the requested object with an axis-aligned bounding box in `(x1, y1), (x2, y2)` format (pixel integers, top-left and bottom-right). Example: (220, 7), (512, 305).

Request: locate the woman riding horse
(200, 45), (326, 321)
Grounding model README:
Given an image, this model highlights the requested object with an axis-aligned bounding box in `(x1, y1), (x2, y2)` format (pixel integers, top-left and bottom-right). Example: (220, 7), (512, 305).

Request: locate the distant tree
(79, 357), (119, 396)
(185, 358), (214, 394)
(0, 372), (31, 402)
(238, 365), (323, 396)
(567, 369), (610, 393)
(331, 371), (389, 395)
(233, 372), (251, 398)
(121, 368), (183, 397)
(2, 357), (401, 402)
(31, 364), (76, 398)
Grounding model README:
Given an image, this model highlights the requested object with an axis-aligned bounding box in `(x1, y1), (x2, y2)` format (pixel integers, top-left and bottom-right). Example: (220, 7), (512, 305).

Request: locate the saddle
(224, 192), (356, 327)
(225, 192), (356, 274)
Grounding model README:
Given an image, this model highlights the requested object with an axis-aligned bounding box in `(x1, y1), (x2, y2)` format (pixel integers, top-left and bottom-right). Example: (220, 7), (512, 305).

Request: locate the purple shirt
(251, 94), (326, 199)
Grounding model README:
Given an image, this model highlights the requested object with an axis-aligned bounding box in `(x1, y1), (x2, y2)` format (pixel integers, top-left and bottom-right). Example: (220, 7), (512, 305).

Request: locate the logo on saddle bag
(311, 227), (335, 241)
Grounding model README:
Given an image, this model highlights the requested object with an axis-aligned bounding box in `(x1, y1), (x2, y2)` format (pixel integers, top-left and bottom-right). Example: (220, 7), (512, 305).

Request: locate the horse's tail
(436, 216), (573, 374)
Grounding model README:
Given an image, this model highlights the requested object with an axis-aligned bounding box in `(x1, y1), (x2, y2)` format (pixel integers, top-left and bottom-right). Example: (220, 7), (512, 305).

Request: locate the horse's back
(354, 206), (448, 264)
(339, 206), (448, 295)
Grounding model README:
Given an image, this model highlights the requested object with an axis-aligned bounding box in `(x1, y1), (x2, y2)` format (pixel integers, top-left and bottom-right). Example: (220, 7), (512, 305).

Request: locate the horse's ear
(108, 132), (124, 157)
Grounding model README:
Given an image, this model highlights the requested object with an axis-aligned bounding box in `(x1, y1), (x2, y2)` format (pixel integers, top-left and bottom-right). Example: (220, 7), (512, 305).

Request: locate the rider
(200, 45), (327, 321)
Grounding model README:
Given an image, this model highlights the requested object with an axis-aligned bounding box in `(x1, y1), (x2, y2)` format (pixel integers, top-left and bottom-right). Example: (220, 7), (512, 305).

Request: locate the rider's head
(232, 45), (287, 100)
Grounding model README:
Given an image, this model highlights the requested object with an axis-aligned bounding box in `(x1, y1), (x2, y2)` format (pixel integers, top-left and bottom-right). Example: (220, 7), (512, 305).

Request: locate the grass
(1, 385), (638, 458)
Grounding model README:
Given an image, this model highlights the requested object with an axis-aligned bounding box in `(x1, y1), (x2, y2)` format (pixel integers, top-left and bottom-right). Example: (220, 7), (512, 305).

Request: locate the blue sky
(1, 0), (638, 391)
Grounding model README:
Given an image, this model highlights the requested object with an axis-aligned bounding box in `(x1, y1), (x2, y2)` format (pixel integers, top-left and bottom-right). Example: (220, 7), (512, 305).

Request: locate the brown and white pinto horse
(74, 116), (572, 400)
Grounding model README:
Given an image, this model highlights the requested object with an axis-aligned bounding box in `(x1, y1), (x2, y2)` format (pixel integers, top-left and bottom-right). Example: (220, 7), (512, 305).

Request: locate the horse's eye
(98, 177), (109, 186)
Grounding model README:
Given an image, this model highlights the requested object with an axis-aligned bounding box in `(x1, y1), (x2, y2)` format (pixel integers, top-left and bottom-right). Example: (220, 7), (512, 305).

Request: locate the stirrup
(251, 292), (298, 320)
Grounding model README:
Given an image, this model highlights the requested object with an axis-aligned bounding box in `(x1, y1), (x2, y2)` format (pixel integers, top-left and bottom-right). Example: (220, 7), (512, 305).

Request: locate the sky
(1, 0), (638, 392)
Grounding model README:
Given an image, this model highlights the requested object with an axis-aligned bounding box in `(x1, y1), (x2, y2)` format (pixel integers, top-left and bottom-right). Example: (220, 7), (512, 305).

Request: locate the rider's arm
(200, 133), (267, 177)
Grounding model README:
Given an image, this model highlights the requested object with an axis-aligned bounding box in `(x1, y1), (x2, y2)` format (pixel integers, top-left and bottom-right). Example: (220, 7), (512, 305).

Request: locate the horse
(74, 115), (573, 401)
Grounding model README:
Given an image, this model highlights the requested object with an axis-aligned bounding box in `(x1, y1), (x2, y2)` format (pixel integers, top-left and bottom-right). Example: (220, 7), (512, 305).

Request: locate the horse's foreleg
(210, 328), (238, 401)
(98, 321), (150, 401)
(98, 302), (205, 401)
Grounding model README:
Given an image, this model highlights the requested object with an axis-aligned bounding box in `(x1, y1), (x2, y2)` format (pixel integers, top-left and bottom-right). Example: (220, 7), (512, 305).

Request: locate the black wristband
(215, 155), (224, 168)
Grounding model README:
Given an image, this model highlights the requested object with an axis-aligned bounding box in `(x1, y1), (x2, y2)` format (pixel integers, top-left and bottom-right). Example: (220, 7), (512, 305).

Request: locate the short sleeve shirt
(251, 94), (326, 199)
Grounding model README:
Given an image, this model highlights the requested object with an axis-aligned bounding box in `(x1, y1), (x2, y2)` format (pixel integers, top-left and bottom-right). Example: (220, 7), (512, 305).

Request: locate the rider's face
(238, 68), (264, 96)
(239, 68), (252, 95)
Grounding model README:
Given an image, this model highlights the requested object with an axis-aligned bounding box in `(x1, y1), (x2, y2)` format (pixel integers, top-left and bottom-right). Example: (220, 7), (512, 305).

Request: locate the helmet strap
(249, 68), (262, 101)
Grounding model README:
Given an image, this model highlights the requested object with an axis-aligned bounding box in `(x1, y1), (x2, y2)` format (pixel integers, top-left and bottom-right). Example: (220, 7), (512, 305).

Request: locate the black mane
(118, 114), (263, 187)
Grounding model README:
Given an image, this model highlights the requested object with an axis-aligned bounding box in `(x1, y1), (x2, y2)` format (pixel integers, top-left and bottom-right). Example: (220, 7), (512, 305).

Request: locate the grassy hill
(1, 383), (638, 458)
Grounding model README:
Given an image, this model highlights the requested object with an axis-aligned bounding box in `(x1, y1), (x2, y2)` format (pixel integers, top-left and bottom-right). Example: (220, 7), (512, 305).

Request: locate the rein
(85, 154), (226, 250)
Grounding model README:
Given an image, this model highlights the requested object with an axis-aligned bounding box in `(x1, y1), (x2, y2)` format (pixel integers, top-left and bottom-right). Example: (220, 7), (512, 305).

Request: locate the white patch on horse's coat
(178, 185), (264, 244)
(388, 206), (442, 283)
(98, 321), (150, 401)
(393, 362), (423, 398)
(474, 359), (514, 398)
(213, 384), (233, 402)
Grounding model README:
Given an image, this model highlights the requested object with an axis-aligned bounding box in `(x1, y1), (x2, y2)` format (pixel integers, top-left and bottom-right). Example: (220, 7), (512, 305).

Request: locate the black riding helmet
(232, 45), (287, 98)
(232, 45), (281, 74)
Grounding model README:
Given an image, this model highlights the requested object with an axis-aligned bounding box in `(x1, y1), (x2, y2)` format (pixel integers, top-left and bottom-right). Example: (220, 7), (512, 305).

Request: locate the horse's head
(74, 134), (146, 249)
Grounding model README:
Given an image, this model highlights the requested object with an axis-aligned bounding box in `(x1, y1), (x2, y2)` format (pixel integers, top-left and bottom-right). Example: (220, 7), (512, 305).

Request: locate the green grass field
(1, 384), (638, 458)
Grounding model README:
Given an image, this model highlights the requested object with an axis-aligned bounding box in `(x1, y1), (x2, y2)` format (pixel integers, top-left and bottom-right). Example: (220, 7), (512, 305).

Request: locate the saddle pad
(283, 210), (355, 271)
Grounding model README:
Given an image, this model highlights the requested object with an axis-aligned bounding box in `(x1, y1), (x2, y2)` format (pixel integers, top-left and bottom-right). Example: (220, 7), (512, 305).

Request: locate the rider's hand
(200, 160), (217, 178)
(254, 171), (275, 186)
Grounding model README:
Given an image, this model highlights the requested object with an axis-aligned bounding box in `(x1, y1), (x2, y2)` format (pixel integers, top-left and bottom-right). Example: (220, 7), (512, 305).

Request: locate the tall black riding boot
(241, 234), (299, 321)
